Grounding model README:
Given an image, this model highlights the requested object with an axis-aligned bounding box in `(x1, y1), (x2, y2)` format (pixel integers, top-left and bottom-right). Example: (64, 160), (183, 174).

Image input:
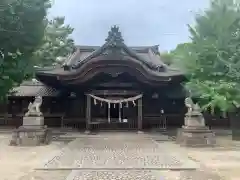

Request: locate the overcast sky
(49, 0), (209, 51)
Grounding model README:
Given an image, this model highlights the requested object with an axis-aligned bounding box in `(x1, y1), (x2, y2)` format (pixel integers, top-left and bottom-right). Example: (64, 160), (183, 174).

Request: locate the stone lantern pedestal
(176, 110), (216, 147)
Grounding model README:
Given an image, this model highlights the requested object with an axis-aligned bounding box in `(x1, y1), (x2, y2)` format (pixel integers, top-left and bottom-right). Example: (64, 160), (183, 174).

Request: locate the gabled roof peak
(62, 26), (167, 72)
(105, 25), (124, 47)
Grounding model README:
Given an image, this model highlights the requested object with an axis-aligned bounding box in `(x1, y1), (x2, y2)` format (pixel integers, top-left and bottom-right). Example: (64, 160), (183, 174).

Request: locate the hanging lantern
(100, 102), (103, 107)
(94, 99), (97, 105)
(114, 103), (116, 108)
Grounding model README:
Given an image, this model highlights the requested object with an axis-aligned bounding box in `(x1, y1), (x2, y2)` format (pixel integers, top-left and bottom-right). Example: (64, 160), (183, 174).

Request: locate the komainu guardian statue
(25, 96), (43, 116)
(176, 96), (216, 147)
(185, 97), (202, 116)
(185, 97), (194, 114)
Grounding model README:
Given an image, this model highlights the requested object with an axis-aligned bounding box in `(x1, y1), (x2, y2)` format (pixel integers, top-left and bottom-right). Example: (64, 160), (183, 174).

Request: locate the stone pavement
(0, 129), (234, 180)
(64, 169), (223, 180)
(26, 132), (224, 180)
(39, 133), (197, 170)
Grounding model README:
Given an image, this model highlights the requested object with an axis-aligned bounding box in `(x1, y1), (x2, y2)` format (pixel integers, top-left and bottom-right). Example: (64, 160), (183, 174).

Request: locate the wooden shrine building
(7, 26), (189, 131)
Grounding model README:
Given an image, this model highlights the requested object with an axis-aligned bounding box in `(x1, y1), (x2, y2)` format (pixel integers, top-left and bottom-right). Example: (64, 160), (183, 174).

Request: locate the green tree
(159, 51), (174, 65)
(0, 0), (50, 100)
(34, 17), (75, 67)
(160, 43), (192, 67)
(178, 0), (240, 114)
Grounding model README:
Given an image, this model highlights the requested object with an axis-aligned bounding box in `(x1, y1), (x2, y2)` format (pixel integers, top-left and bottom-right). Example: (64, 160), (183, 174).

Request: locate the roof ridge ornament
(105, 25), (124, 47)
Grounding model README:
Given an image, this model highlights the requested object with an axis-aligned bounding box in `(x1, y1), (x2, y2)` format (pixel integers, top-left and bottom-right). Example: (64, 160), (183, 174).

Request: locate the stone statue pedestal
(22, 116), (44, 128)
(176, 112), (216, 147)
(10, 115), (52, 146)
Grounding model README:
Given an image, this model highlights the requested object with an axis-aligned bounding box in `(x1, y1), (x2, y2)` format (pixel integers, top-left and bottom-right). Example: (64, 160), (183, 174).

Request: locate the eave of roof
(35, 26), (184, 80)
(8, 80), (59, 97)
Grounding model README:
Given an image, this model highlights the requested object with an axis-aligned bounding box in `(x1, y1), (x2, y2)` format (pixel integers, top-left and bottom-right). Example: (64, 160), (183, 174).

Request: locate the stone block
(184, 115), (205, 127)
(9, 126), (52, 146)
(23, 116), (44, 129)
(176, 126), (216, 147)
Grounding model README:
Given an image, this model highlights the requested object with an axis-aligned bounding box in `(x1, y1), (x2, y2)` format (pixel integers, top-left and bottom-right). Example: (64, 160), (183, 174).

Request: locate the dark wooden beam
(85, 95), (91, 132)
(138, 97), (143, 131)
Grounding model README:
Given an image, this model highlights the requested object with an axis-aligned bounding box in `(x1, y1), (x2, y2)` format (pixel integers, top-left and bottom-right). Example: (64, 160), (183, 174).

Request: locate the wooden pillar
(137, 97), (143, 133)
(118, 104), (122, 122)
(85, 95), (91, 133)
(108, 103), (110, 123)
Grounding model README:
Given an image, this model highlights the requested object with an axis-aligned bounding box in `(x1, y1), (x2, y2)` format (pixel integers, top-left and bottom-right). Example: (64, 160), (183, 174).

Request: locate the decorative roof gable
(70, 26), (166, 72)
(105, 25), (124, 48)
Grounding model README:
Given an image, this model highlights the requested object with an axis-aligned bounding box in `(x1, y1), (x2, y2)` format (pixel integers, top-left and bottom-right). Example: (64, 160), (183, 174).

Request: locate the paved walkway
(1, 130), (235, 180)
(31, 132), (223, 180)
(40, 134), (197, 170)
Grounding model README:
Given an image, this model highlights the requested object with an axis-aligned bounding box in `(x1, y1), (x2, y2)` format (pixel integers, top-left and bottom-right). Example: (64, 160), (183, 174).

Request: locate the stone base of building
(176, 126), (216, 147)
(9, 116), (52, 146)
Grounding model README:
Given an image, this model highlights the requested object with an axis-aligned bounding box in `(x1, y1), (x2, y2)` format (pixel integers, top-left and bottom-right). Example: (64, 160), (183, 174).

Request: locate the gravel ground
(0, 134), (66, 180)
(18, 170), (71, 180)
(0, 131), (231, 180)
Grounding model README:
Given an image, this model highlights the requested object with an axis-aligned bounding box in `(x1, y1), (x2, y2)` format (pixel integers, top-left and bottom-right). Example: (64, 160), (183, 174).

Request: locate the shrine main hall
(6, 26), (189, 131)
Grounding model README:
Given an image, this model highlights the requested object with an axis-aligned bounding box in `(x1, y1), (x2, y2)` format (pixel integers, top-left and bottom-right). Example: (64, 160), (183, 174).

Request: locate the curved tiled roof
(67, 26), (166, 72)
(35, 26), (184, 82)
(8, 79), (59, 97)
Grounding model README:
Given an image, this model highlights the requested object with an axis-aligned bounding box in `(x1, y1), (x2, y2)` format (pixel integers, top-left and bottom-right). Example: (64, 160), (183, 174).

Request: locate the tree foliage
(159, 52), (174, 65)
(0, 0), (50, 100)
(34, 17), (75, 67)
(174, 0), (240, 114)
